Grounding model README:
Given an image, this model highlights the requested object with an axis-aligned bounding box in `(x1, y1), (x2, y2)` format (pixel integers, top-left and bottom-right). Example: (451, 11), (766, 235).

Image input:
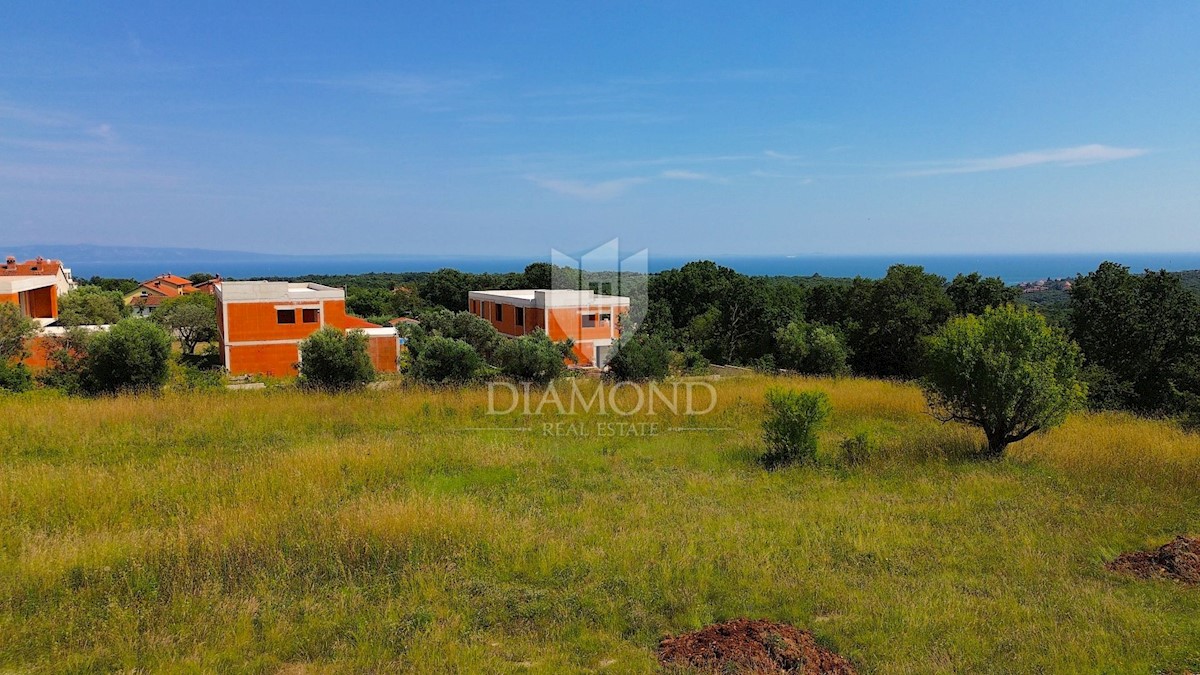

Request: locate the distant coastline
(8, 245), (1200, 283)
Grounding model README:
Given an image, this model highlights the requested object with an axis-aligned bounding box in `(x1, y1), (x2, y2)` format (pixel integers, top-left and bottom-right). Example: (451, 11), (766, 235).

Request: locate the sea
(61, 252), (1200, 285)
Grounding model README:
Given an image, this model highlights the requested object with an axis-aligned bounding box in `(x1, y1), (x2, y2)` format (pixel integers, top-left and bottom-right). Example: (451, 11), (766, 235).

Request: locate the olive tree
(922, 304), (1086, 457)
(81, 318), (173, 395)
(495, 329), (574, 383)
(154, 293), (218, 354)
(297, 327), (376, 391)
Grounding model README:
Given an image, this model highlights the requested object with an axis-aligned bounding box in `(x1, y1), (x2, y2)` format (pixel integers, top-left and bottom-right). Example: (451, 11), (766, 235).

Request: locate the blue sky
(2, 2), (1198, 256)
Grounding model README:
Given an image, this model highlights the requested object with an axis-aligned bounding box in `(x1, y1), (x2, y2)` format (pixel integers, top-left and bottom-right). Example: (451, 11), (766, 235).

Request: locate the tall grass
(0, 375), (1197, 672)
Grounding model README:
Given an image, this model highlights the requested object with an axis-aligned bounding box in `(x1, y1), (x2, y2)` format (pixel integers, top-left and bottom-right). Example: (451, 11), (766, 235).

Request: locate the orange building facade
(215, 281), (399, 376)
(1, 256), (81, 371)
(0, 256), (74, 326)
(467, 289), (630, 367)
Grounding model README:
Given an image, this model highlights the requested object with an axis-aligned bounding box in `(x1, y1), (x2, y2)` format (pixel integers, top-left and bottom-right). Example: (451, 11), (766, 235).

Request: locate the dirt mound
(1107, 535), (1200, 585)
(657, 618), (857, 674)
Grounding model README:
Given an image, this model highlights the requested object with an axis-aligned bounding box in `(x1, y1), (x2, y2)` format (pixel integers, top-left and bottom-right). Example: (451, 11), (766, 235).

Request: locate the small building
(467, 289), (630, 367)
(0, 256), (74, 327)
(215, 280), (399, 376)
(124, 274), (196, 316)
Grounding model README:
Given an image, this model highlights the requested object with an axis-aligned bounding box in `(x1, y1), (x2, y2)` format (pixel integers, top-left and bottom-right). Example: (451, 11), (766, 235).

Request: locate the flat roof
(217, 280), (345, 302)
(468, 288), (630, 308)
(0, 276), (60, 294)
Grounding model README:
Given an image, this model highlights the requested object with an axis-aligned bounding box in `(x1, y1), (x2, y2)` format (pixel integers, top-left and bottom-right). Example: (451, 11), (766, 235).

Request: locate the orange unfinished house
(467, 289), (630, 367)
(215, 281), (399, 376)
(0, 256), (75, 326)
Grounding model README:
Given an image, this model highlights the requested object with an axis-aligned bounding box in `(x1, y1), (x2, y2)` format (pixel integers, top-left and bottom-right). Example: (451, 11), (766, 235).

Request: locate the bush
(80, 319), (172, 395)
(923, 304), (1086, 457)
(415, 308), (503, 362)
(297, 327), (376, 391)
(36, 327), (90, 395)
(775, 320), (850, 376)
(839, 431), (877, 466)
(605, 333), (671, 381)
(0, 359), (33, 393)
(168, 362), (225, 392)
(57, 286), (127, 326)
(410, 336), (482, 385)
(0, 302), (38, 362)
(669, 347), (711, 376)
(495, 329), (572, 383)
(761, 388), (832, 467)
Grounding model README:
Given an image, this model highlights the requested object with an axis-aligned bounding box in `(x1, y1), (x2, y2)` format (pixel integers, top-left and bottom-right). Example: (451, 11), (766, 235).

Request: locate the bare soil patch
(657, 618), (857, 674)
(1107, 535), (1200, 585)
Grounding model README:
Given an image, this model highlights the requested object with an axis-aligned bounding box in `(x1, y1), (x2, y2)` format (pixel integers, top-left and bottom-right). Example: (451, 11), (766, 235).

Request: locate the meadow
(0, 375), (1197, 673)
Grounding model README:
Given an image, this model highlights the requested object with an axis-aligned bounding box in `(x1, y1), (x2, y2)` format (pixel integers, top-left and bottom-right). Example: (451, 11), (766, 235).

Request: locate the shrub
(923, 304), (1086, 457)
(839, 431), (877, 466)
(297, 327), (376, 391)
(168, 362), (226, 392)
(57, 286), (128, 326)
(36, 327), (90, 395)
(669, 347), (711, 376)
(80, 319), (172, 395)
(0, 302), (38, 362)
(410, 336), (482, 385)
(761, 388), (832, 467)
(0, 359), (33, 393)
(495, 329), (573, 383)
(775, 320), (850, 376)
(415, 309), (503, 362)
(605, 333), (671, 381)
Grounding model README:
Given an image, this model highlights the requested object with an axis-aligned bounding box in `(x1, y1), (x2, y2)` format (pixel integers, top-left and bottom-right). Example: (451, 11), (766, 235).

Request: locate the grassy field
(1, 375), (1198, 673)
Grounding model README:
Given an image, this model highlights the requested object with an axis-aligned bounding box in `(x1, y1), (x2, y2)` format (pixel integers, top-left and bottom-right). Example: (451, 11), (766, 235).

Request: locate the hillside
(1, 377), (1197, 672)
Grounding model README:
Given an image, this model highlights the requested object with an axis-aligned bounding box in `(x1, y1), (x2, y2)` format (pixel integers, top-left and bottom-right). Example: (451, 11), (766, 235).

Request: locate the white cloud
(528, 169), (720, 199)
(902, 144), (1148, 176)
(659, 169), (711, 181)
(526, 176), (649, 200)
(294, 71), (494, 109)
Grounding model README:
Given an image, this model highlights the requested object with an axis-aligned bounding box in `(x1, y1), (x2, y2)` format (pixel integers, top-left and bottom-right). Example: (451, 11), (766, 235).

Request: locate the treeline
(63, 259), (1200, 424)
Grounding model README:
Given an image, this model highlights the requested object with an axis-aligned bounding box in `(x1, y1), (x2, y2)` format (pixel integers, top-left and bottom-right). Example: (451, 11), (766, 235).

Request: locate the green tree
(36, 327), (90, 395)
(346, 287), (394, 318)
(605, 333), (671, 381)
(844, 265), (954, 378)
(84, 276), (140, 294)
(495, 329), (574, 382)
(410, 336), (483, 384)
(0, 302), (38, 362)
(187, 272), (216, 284)
(416, 308), (503, 362)
(0, 303), (36, 392)
(420, 268), (472, 311)
(58, 286), (128, 326)
(761, 388), (832, 467)
(1069, 262), (1200, 413)
(81, 318), (172, 395)
(297, 327), (376, 391)
(522, 262), (553, 289)
(947, 272), (1020, 316)
(774, 320), (850, 376)
(923, 304), (1086, 457)
(153, 293), (218, 354)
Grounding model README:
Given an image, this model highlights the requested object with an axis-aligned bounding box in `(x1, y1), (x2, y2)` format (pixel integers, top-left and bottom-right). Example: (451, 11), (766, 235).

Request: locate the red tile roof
(1, 256), (64, 277)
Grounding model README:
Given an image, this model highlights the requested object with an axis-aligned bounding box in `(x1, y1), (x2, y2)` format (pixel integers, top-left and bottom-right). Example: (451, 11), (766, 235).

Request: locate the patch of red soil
(1107, 535), (1200, 585)
(657, 618), (857, 674)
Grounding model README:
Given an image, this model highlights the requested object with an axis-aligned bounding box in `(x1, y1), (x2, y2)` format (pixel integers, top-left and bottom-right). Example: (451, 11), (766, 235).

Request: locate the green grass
(1, 376), (1198, 673)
